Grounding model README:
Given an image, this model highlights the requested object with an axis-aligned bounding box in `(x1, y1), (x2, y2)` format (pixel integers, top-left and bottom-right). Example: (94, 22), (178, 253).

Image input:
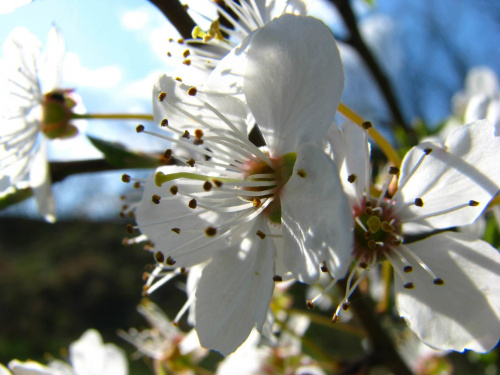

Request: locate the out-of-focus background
(1, 0), (499, 373)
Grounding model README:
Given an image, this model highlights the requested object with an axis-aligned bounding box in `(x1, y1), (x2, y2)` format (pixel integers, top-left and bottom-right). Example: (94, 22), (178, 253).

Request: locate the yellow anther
(381, 221), (395, 232)
(191, 25), (205, 39)
(367, 216), (381, 232)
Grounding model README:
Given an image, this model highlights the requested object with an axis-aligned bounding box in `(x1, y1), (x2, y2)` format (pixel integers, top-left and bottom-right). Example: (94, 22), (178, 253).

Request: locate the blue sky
(1, 0), (499, 220)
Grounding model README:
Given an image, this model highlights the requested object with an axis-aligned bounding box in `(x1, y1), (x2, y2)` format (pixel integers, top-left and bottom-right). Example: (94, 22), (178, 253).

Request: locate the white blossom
(170, 0), (311, 80)
(7, 329), (128, 375)
(327, 118), (500, 352)
(129, 15), (350, 355)
(0, 27), (76, 222)
(119, 300), (206, 363)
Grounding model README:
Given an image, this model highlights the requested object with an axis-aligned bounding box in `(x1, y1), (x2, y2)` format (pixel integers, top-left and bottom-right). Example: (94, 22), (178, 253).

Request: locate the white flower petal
(280, 143), (353, 283)
(153, 74), (248, 135)
(135, 167), (232, 267)
(458, 214), (486, 239)
(187, 263), (205, 326)
(39, 26), (65, 92)
(296, 365), (326, 375)
(195, 217), (276, 356)
(46, 362), (72, 375)
(464, 94), (490, 124)
(29, 138), (55, 223)
(2, 27), (43, 115)
(205, 37), (249, 99)
(0, 364), (10, 375)
(215, 329), (270, 375)
(397, 120), (500, 231)
(244, 15), (344, 156)
(178, 329), (203, 356)
(395, 232), (500, 352)
(260, 308), (278, 346)
(252, 0), (310, 25)
(8, 360), (56, 375)
(327, 121), (369, 206)
(464, 66), (499, 98)
(486, 97), (500, 130)
(70, 329), (127, 375)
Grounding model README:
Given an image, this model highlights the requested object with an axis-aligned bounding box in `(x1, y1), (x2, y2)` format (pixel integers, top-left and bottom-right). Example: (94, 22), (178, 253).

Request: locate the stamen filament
(363, 132), (372, 199)
(134, 209), (209, 228)
(355, 216), (368, 232)
(146, 268), (181, 294)
(173, 292), (196, 324)
(402, 201), (472, 222)
(338, 102), (401, 167)
(310, 277), (337, 304)
(376, 173), (395, 207)
(397, 244), (439, 281)
(155, 171), (238, 186)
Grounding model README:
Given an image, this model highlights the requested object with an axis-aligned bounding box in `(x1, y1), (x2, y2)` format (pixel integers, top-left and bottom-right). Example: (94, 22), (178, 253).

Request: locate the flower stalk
(338, 102), (401, 166)
(71, 113), (154, 121)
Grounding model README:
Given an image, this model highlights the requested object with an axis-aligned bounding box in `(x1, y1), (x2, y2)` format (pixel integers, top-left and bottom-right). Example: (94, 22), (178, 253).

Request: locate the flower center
(41, 89), (78, 139)
(243, 152), (297, 224)
(353, 197), (402, 264)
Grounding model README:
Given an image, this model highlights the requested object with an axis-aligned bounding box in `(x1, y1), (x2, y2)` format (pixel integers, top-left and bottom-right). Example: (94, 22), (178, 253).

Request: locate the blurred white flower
(397, 330), (451, 375)
(452, 66), (499, 125)
(216, 314), (324, 375)
(328, 118), (500, 352)
(120, 300), (206, 365)
(7, 329), (128, 375)
(0, 26), (77, 222)
(436, 66), (500, 235)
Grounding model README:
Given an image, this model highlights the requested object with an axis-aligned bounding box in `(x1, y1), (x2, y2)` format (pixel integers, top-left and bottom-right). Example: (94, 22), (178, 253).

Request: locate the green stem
(71, 113), (154, 121)
(154, 360), (168, 375)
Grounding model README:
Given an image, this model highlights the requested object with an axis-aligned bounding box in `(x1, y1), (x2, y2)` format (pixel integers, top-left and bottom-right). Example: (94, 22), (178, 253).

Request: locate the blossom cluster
(124, 2), (500, 358)
(1, 0), (500, 373)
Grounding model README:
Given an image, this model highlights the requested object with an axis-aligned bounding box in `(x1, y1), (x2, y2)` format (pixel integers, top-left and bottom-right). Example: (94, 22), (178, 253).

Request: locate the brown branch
(0, 160), (120, 211)
(330, 0), (418, 145)
(50, 159), (121, 183)
(337, 279), (412, 375)
(148, 0), (197, 39)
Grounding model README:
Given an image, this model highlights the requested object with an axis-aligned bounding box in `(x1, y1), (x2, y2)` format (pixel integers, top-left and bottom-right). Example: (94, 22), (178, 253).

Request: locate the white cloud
(124, 70), (163, 100)
(0, 0), (32, 14)
(121, 9), (151, 30)
(62, 52), (123, 88)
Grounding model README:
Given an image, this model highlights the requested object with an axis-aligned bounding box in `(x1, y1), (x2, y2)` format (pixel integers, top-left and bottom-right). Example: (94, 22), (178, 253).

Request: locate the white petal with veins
(281, 142), (353, 282)
(244, 14), (344, 156)
(395, 232), (500, 353)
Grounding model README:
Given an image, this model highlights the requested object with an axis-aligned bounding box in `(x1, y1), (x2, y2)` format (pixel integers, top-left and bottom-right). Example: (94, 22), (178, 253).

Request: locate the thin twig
(330, 0), (418, 145)
(148, 0), (196, 39)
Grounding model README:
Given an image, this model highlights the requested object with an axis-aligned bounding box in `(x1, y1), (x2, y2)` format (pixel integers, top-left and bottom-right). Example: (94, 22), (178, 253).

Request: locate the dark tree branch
(0, 160), (120, 211)
(148, 0), (196, 39)
(337, 280), (412, 375)
(330, 0), (418, 144)
(0, 157), (177, 211)
(50, 159), (121, 183)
